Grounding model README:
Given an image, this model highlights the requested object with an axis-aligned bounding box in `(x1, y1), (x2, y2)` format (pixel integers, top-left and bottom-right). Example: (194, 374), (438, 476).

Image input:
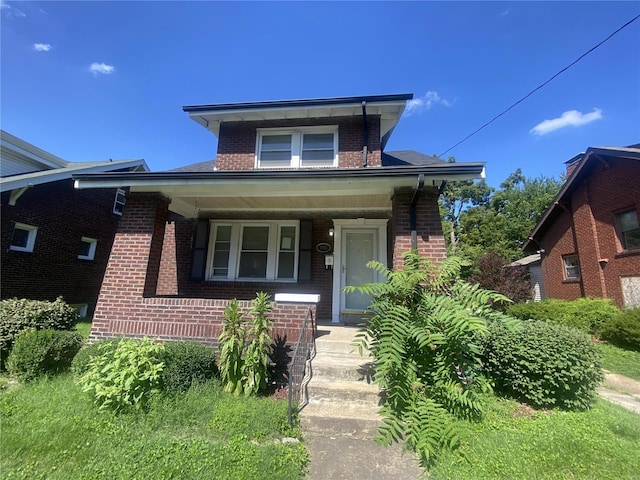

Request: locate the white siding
(0, 151), (49, 177)
(529, 264), (545, 302)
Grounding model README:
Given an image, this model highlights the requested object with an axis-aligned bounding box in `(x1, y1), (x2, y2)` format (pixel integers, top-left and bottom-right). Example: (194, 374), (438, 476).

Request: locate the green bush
(480, 320), (604, 410)
(507, 298), (619, 334)
(160, 341), (218, 393)
(1, 297), (78, 367)
(6, 329), (83, 381)
(71, 339), (123, 376)
(78, 338), (164, 412)
(600, 308), (640, 350)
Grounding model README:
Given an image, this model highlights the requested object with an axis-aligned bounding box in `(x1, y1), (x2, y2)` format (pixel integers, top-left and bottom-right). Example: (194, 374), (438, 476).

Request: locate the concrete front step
(311, 355), (376, 382)
(307, 377), (383, 405)
(301, 402), (381, 439)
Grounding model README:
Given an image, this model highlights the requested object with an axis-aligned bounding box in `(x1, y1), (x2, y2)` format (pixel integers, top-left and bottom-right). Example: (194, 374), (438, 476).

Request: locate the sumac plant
(218, 293), (274, 396)
(346, 252), (520, 467)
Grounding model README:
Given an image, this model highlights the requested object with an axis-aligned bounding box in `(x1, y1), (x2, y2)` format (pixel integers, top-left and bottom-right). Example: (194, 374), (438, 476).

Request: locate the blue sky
(2, 1), (639, 187)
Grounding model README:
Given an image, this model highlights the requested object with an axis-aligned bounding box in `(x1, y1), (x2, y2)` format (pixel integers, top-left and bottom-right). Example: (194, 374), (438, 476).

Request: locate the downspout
(362, 101), (368, 167)
(410, 173), (425, 250)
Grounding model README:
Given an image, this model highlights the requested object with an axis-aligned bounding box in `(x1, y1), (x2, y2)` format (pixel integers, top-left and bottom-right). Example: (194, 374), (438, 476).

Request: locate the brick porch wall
(90, 193), (316, 347)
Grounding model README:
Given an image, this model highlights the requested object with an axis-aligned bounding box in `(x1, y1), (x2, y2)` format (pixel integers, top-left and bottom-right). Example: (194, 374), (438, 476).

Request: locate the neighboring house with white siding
(510, 253), (545, 301)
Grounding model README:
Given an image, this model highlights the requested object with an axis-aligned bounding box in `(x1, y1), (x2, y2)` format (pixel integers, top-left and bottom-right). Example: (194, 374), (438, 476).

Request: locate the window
(9, 223), (37, 252)
(208, 221), (299, 281)
(257, 127), (337, 168)
(563, 254), (580, 280)
(616, 209), (640, 250)
(78, 237), (97, 260)
(113, 188), (126, 215)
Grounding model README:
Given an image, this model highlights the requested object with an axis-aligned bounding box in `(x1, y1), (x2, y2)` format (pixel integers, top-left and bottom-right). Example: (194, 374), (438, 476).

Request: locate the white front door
(341, 229), (377, 312)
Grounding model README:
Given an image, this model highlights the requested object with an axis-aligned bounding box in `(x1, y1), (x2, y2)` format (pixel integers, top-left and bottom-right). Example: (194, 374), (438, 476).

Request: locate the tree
(468, 251), (532, 304)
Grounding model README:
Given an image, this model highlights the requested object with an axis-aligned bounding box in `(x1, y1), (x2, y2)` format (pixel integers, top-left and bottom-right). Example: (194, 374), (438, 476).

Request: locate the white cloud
(89, 62), (115, 75)
(405, 91), (453, 116)
(33, 43), (52, 52)
(530, 108), (603, 136)
(1, 1), (26, 18)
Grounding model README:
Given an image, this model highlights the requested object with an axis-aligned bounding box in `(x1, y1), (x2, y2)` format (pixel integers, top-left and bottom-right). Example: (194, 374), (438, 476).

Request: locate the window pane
(303, 133), (333, 149)
(79, 241), (92, 257)
(301, 150), (335, 161)
(213, 250), (230, 269)
(620, 210), (639, 232)
(278, 252), (295, 279)
(11, 229), (29, 248)
(260, 151), (292, 162)
(623, 229), (640, 249)
(242, 227), (269, 250)
(216, 225), (231, 242)
(280, 226), (296, 251)
(238, 252), (268, 278)
(262, 135), (292, 150)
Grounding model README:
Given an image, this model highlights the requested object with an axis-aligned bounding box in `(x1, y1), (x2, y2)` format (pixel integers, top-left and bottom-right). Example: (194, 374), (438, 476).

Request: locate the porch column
(391, 188), (446, 269)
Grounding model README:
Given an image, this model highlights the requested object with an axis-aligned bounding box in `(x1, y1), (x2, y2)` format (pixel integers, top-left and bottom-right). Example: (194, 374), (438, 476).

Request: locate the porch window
(562, 254), (580, 280)
(208, 221), (299, 281)
(9, 223), (38, 252)
(616, 209), (640, 250)
(257, 127), (337, 168)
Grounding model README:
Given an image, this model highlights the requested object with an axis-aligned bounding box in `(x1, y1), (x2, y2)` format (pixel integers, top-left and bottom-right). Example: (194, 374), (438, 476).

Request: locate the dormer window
(257, 127), (338, 168)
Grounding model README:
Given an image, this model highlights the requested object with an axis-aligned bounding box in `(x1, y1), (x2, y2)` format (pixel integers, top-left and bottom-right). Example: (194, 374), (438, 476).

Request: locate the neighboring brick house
(0, 131), (148, 315)
(524, 145), (640, 309)
(74, 94), (485, 345)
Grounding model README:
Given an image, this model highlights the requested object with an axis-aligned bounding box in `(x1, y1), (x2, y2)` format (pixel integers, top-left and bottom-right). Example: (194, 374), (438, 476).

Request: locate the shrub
(78, 338), (164, 412)
(160, 341), (218, 393)
(468, 251), (532, 304)
(507, 298), (619, 334)
(1, 298), (78, 367)
(480, 320), (604, 410)
(600, 308), (640, 350)
(6, 329), (83, 381)
(71, 339), (122, 376)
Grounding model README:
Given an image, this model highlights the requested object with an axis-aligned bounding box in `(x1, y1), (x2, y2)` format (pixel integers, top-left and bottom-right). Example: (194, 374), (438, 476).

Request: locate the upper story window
(113, 188), (126, 215)
(616, 209), (640, 250)
(207, 220), (299, 281)
(78, 237), (97, 260)
(10, 223), (38, 252)
(256, 127), (338, 168)
(563, 254), (580, 280)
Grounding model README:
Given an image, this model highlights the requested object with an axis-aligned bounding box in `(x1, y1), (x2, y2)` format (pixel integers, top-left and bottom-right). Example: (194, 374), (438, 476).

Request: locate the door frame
(331, 219), (388, 323)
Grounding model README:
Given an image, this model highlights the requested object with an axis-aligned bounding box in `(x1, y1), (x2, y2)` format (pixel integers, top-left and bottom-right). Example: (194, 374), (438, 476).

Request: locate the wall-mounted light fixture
(329, 228), (334, 237)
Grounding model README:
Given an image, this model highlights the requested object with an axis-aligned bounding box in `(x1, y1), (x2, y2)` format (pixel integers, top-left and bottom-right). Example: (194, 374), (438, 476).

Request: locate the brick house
(523, 145), (640, 309)
(74, 94), (485, 345)
(1, 130), (148, 315)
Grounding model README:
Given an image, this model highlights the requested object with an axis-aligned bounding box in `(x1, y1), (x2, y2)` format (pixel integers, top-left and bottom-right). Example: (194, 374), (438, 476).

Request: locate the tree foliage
(346, 252), (519, 467)
(468, 251), (532, 304)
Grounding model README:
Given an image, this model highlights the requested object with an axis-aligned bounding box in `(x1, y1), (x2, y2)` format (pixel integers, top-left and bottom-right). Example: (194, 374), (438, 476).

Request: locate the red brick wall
(215, 116), (381, 170)
(1, 180), (122, 313)
(538, 159), (640, 308)
(391, 187), (447, 269)
(91, 193), (318, 347)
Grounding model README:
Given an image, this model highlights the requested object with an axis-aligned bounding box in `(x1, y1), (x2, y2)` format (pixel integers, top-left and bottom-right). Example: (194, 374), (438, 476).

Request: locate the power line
(439, 14), (640, 158)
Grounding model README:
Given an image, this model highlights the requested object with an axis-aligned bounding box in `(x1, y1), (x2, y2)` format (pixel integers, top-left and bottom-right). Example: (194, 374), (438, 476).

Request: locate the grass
(74, 320), (92, 340)
(0, 374), (307, 479)
(429, 395), (640, 480)
(597, 342), (640, 381)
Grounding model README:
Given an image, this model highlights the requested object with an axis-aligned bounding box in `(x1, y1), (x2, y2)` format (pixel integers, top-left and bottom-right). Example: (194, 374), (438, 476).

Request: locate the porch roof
(74, 163), (485, 218)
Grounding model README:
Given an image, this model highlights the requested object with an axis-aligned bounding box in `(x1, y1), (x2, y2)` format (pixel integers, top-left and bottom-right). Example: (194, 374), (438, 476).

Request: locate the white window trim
(255, 126), (338, 169)
(562, 254), (580, 280)
(9, 223), (38, 252)
(206, 220), (300, 282)
(113, 188), (126, 215)
(78, 237), (98, 260)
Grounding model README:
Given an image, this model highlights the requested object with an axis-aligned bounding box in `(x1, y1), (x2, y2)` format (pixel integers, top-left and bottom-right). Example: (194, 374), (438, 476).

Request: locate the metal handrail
(287, 306), (316, 425)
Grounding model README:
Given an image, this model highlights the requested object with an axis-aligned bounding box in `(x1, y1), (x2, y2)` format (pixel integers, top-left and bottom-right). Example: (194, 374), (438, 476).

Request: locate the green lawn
(597, 342), (640, 381)
(0, 374), (307, 479)
(430, 395), (640, 479)
(74, 320), (92, 340)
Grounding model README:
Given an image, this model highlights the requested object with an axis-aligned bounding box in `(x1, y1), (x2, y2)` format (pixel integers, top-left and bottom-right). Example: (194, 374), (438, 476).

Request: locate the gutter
(362, 101), (368, 167)
(410, 174), (425, 250)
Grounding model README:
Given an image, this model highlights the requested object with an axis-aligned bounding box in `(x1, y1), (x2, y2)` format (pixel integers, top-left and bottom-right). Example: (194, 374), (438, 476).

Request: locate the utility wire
(439, 14), (640, 158)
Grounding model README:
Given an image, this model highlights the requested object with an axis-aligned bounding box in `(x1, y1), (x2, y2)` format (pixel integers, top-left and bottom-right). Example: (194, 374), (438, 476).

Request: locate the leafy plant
(346, 251), (519, 467)
(480, 320), (604, 410)
(1, 297), (78, 368)
(507, 297), (619, 334)
(600, 308), (640, 350)
(71, 339), (123, 376)
(160, 341), (218, 393)
(6, 328), (83, 381)
(218, 294), (274, 396)
(78, 337), (165, 412)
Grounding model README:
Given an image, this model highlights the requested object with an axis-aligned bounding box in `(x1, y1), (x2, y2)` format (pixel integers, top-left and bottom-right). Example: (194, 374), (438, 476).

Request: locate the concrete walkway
(598, 371), (640, 414)
(301, 324), (424, 480)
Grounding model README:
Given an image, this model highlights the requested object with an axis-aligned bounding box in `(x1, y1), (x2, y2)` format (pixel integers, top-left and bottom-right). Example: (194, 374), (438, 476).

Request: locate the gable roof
(183, 93), (413, 150)
(523, 144), (640, 252)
